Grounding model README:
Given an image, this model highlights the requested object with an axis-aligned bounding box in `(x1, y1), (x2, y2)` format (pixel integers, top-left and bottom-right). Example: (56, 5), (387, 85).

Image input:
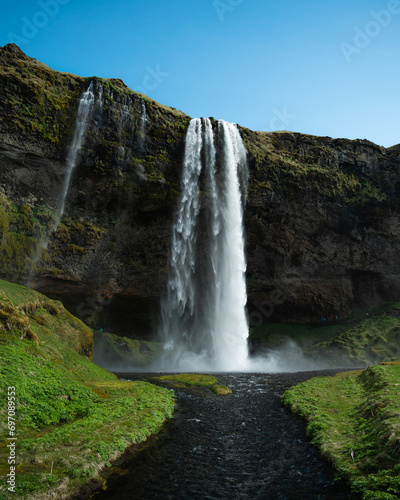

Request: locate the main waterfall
(160, 118), (249, 371)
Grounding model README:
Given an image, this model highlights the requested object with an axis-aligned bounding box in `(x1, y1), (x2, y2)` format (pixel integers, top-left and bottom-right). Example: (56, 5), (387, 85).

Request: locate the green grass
(0, 279), (175, 499)
(309, 312), (400, 367)
(210, 385), (232, 395)
(157, 373), (218, 386)
(156, 374), (232, 395)
(282, 363), (400, 499)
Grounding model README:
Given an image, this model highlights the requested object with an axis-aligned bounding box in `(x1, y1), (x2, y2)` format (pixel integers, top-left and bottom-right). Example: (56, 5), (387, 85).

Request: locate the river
(91, 370), (350, 500)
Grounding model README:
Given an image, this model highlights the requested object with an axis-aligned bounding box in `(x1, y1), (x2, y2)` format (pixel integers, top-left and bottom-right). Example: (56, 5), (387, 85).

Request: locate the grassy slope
(282, 363), (400, 499)
(0, 279), (175, 499)
(250, 303), (400, 367)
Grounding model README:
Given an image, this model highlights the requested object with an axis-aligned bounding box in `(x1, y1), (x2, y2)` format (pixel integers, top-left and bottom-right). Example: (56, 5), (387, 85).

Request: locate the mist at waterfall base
(94, 333), (355, 374)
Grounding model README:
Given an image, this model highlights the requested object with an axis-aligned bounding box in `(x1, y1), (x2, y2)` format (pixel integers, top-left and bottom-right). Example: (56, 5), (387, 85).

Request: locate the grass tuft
(156, 374), (232, 395)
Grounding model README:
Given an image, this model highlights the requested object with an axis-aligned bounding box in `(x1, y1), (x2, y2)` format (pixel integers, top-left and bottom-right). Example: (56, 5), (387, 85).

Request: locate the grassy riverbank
(282, 362), (400, 499)
(0, 279), (175, 499)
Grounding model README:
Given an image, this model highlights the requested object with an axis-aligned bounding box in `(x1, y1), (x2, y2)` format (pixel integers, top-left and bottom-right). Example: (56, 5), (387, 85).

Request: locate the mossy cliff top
(240, 126), (399, 202)
(0, 279), (175, 499)
(0, 43), (85, 155)
(0, 43), (190, 157)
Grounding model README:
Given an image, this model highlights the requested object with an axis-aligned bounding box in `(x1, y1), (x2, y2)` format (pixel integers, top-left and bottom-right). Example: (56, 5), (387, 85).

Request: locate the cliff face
(242, 130), (400, 324)
(1, 43), (400, 337)
(0, 44), (190, 337)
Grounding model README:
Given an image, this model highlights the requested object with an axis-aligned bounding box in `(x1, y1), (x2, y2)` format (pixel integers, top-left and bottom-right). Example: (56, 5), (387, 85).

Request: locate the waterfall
(139, 100), (148, 143)
(161, 119), (203, 358)
(212, 120), (249, 368)
(57, 81), (95, 221)
(160, 118), (249, 371)
(27, 82), (95, 283)
(98, 82), (103, 110)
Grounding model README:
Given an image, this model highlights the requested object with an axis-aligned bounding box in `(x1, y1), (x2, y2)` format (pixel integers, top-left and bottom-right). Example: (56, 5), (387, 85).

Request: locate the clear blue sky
(1, 0), (399, 147)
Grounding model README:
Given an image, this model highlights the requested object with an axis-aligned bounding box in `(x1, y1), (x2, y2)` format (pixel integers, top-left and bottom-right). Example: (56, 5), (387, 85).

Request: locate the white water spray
(160, 118), (249, 371)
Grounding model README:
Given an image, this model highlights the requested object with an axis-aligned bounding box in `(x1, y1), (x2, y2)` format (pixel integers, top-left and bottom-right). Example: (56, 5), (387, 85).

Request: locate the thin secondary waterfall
(160, 118), (249, 371)
(57, 82), (95, 222)
(98, 82), (103, 110)
(28, 82), (95, 283)
(139, 100), (148, 144)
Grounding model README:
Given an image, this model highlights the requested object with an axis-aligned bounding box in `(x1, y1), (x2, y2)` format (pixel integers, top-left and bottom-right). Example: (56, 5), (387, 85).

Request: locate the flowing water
(57, 81), (95, 222)
(139, 100), (148, 143)
(28, 82), (95, 283)
(159, 118), (249, 372)
(92, 370), (350, 500)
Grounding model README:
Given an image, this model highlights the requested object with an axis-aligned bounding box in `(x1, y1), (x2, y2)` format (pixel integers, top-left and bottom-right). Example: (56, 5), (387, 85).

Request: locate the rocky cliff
(1, 43), (400, 337)
(243, 130), (400, 325)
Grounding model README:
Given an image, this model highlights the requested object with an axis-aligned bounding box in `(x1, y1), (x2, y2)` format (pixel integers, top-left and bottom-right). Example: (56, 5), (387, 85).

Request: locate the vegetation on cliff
(250, 303), (400, 367)
(282, 363), (400, 499)
(0, 193), (45, 279)
(0, 279), (175, 499)
(0, 43), (84, 152)
(0, 43), (188, 153)
(240, 128), (394, 204)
